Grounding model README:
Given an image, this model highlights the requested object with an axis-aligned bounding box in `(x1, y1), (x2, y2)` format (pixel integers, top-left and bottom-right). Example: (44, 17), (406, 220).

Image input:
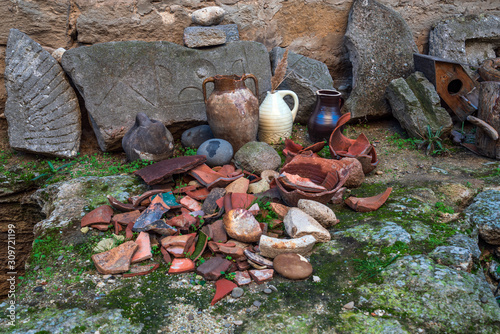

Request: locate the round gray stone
(231, 287), (244, 298)
(181, 125), (214, 149)
(233, 141), (281, 174)
(191, 6), (225, 26)
(197, 139), (233, 167)
(263, 288), (272, 294)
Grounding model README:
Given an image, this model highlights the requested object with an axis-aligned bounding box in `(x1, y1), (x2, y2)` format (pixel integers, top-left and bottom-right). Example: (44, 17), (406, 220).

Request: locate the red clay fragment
(211, 278), (237, 306)
(131, 232), (152, 263)
(234, 271), (252, 286)
(134, 155), (206, 185)
(125, 221), (134, 240)
(167, 245), (186, 258)
(329, 113), (378, 174)
(133, 195), (170, 231)
(180, 195), (203, 212)
(92, 241), (138, 275)
(269, 203), (290, 220)
(112, 210), (142, 226)
(160, 246), (172, 264)
(107, 195), (144, 212)
(90, 224), (110, 231)
(278, 172), (327, 193)
(230, 193), (256, 210)
(113, 221), (123, 235)
(186, 187), (210, 201)
(123, 263), (160, 278)
(81, 205), (114, 227)
(249, 269), (274, 284)
(189, 164), (244, 189)
(168, 258), (195, 274)
(345, 187), (392, 212)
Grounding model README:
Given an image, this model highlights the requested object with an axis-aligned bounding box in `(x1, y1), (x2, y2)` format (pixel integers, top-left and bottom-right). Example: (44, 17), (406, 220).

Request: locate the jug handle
(339, 96), (345, 109)
(242, 74), (259, 98)
(202, 77), (215, 104)
(278, 90), (299, 121)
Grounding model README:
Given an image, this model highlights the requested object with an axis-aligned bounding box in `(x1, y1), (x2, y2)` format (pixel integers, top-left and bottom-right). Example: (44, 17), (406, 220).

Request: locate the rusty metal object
(479, 57), (500, 82)
(414, 53), (479, 121)
(467, 115), (499, 140)
(203, 74), (259, 152)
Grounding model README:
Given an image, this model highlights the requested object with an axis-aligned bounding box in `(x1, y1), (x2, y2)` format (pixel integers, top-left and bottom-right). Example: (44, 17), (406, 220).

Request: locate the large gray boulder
(4, 29), (81, 158)
(61, 41), (271, 151)
(356, 255), (500, 333)
(344, 0), (417, 120)
(465, 190), (500, 246)
(386, 71), (453, 139)
(429, 14), (500, 67)
(270, 47), (335, 123)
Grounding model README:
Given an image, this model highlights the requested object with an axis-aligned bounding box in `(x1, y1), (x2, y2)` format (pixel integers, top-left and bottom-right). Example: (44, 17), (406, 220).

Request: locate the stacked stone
(183, 6), (239, 48)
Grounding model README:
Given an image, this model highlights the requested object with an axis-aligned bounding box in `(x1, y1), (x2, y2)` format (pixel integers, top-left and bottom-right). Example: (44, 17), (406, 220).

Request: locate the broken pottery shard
(202, 188), (226, 215)
(180, 195), (203, 212)
(259, 235), (317, 259)
(344, 0), (417, 120)
(141, 219), (177, 236)
(229, 193), (256, 210)
(92, 241), (138, 275)
(185, 187), (210, 201)
(297, 199), (338, 228)
(273, 253), (313, 280)
(133, 195), (169, 232)
(225, 177), (250, 194)
(134, 155), (206, 185)
(345, 187), (392, 212)
(107, 195), (144, 212)
(4, 29), (81, 158)
(131, 232), (152, 263)
(243, 250), (273, 268)
(284, 208), (331, 242)
(278, 172), (327, 193)
(168, 258), (195, 274)
(270, 47), (335, 123)
(211, 278), (237, 306)
(111, 210), (142, 226)
(248, 269), (274, 284)
(61, 41), (271, 151)
(269, 203), (290, 220)
(329, 113), (378, 174)
(234, 270), (252, 286)
(166, 246), (186, 258)
(223, 209), (262, 243)
(123, 263), (160, 278)
(160, 234), (196, 253)
(81, 205), (114, 228)
(189, 164), (244, 190)
(208, 220), (228, 243)
(196, 257), (233, 281)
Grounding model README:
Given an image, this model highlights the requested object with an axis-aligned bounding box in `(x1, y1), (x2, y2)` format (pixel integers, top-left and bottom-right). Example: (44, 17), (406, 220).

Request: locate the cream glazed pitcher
(258, 90), (299, 144)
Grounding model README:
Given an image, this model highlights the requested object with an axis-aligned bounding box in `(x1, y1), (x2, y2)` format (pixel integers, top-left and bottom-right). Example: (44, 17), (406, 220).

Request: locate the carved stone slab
(61, 41), (272, 151)
(344, 0), (417, 120)
(4, 29), (81, 158)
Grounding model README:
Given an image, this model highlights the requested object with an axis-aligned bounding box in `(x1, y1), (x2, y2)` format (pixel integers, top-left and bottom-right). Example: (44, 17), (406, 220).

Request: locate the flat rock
(465, 190), (500, 245)
(284, 208), (331, 242)
(429, 246), (473, 272)
(122, 112), (174, 162)
(335, 222), (411, 246)
(259, 235), (317, 259)
(270, 47), (335, 123)
(92, 241), (138, 275)
(297, 199), (338, 228)
(192, 6), (225, 26)
(4, 29), (81, 158)
(273, 253), (313, 280)
(447, 233), (481, 261)
(386, 72), (453, 139)
(344, 0), (417, 120)
(181, 125), (214, 149)
(223, 208), (262, 243)
(197, 139), (233, 167)
(234, 141), (281, 174)
(61, 41), (271, 151)
(211, 24), (240, 43)
(429, 14), (500, 67)
(184, 26), (226, 48)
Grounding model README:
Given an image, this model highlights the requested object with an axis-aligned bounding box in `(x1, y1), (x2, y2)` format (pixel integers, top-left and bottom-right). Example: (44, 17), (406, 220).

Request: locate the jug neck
(316, 89), (342, 106)
(213, 75), (246, 92)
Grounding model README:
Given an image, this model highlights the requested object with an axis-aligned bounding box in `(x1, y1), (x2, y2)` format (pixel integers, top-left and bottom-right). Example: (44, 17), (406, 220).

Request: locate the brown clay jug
(307, 89), (344, 143)
(203, 74), (259, 152)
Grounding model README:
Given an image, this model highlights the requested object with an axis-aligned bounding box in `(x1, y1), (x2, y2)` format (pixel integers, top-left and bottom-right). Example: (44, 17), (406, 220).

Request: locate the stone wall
(1, 0), (499, 115)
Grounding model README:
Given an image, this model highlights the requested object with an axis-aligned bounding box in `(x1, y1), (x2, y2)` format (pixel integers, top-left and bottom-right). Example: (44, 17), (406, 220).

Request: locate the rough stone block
(183, 26), (227, 48)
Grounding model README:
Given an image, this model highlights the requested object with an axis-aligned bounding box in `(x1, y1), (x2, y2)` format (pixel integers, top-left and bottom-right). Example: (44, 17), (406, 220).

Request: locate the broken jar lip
(316, 89), (341, 97)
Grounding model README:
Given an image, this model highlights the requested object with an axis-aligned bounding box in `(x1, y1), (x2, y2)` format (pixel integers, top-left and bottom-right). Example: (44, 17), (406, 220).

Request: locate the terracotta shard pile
(329, 113), (379, 174)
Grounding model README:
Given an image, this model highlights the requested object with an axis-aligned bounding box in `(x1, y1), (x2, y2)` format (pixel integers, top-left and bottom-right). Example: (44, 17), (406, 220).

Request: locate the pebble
(375, 171), (383, 175)
(103, 274), (112, 280)
(268, 285), (278, 292)
(33, 286), (44, 293)
(263, 288), (272, 294)
(188, 314), (194, 320)
(233, 320), (243, 326)
(57, 255), (64, 261)
(231, 287), (244, 298)
(96, 282), (105, 288)
(481, 296), (489, 304)
(253, 301), (262, 307)
(312, 275), (321, 282)
(33, 265), (40, 271)
(343, 301), (355, 310)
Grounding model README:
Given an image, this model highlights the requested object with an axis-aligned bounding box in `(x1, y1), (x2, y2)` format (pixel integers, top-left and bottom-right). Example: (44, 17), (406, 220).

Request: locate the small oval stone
(192, 6), (225, 26)
(197, 139), (233, 167)
(181, 125), (214, 149)
(231, 287), (244, 298)
(273, 253), (313, 280)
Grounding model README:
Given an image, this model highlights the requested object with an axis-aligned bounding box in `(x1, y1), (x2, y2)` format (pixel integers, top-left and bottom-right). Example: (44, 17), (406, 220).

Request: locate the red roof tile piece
(211, 278), (237, 305)
(134, 155), (207, 185)
(81, 205), (114, 227)
(345, 187), (392, 212)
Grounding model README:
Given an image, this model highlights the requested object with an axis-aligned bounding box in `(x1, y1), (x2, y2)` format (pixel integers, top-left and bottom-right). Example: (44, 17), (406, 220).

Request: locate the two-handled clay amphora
(203, 74), (259, 152)
(258, 90), (299, 144)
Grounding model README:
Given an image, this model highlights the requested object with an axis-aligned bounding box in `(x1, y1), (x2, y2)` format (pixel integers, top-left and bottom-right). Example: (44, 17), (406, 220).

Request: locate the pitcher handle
(339, 96), (345, 109)
(242, 74), (259, 98)
(202, 77), (215, 104)
(277, 90), (299, 121)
